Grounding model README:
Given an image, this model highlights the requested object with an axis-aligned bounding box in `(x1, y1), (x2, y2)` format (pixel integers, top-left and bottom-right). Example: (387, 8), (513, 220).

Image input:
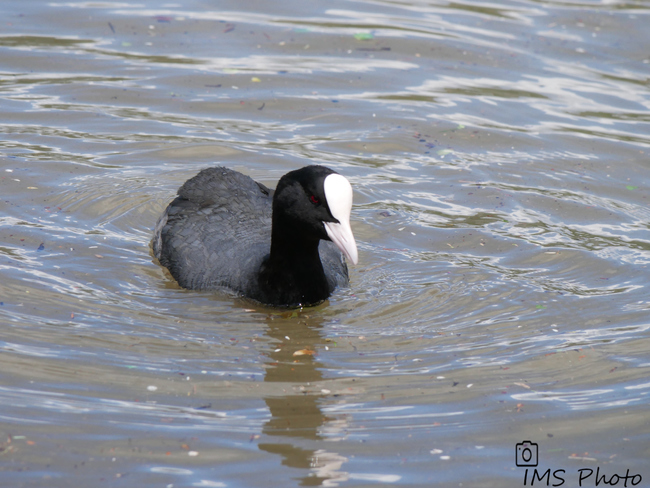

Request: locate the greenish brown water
(1, 1), (649, 487)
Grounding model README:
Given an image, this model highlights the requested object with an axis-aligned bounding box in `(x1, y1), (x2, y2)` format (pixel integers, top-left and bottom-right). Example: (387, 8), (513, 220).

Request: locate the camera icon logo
(515, 440), (538, 467)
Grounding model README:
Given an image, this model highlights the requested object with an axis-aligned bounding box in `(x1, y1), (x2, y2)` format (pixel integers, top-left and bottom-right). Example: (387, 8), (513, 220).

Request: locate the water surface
(1, 0), (649, 487)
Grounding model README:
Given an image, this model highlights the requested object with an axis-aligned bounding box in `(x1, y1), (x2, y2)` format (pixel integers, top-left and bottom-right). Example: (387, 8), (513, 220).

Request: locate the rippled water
(1, 0), (649, 486)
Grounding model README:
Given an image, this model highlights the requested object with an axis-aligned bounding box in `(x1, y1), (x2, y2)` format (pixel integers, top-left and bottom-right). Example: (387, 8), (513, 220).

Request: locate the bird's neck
(259, 220), (330, 307)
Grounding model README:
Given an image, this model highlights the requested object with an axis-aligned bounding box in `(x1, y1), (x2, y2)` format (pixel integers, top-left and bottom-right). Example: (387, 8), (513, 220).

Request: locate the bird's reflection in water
(258, 308), (350, 486)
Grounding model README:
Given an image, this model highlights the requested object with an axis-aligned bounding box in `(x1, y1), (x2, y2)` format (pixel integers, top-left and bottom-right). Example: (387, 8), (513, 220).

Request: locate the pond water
(1, 0), (649, 487)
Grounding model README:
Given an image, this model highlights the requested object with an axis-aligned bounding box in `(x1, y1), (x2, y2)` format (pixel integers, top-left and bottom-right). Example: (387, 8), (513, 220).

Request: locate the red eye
(310, 195), (319, 204)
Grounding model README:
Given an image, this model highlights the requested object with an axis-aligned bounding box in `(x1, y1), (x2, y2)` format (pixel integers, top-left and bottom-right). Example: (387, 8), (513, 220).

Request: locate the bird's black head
(272, 165), (358, 264)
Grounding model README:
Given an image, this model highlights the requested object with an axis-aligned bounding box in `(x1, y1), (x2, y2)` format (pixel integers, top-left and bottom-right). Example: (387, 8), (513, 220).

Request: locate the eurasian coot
(153, 165), (358, 307)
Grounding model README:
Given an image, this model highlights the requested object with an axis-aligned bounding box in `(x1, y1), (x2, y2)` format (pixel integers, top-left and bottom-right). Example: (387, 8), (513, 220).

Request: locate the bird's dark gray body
(153, 167), (349, 303)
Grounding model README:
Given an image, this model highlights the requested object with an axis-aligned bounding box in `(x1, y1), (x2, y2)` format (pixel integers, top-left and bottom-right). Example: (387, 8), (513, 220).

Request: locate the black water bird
(153, 165), (358, 307)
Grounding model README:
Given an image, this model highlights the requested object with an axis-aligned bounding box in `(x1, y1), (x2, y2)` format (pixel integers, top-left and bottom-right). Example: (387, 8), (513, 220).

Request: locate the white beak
(323, 173), (358, 265)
